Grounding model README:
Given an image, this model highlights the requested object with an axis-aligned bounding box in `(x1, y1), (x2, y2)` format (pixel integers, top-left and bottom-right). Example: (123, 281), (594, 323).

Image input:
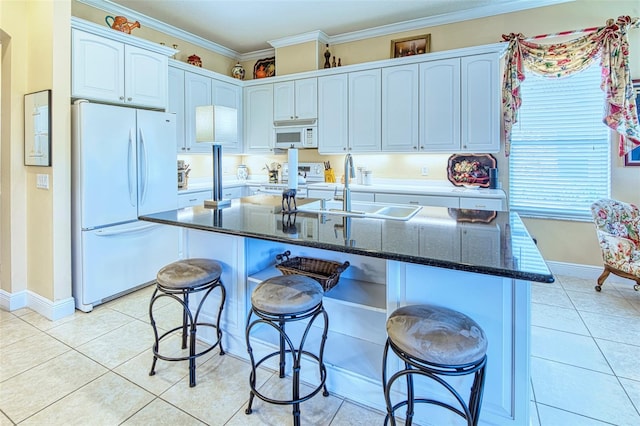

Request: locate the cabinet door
(244, 84), (274, 152)
(212, 79), (243, 153)
(72, 29), (124, 104)
(184, 72), (212, 153)
(419, 59), (460, 151)
(273, 81), (295, 121)
(419, 223), (461, 261)
(124, 45), (168, 109)
(168, 67), (186, 152)
(461, 54), (500, 152)
(349, 69), (381, 152)
(294, 78), (318, 120)
(318, 74), (348, 154)
(461, 223), (501, 267)
(382, 64), (419, 152)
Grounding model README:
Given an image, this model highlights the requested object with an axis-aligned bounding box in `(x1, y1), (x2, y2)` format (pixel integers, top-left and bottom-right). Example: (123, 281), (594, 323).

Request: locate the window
(509, 63), (610, 221)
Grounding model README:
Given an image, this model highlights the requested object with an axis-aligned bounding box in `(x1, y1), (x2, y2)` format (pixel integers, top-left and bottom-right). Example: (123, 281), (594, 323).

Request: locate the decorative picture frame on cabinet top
(24, 89), (51, 167)
(391, 34), (431, 58)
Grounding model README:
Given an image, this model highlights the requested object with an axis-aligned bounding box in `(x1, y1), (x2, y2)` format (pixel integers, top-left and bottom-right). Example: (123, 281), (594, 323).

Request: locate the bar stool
(245, 275), (329, 426)
(149, 258), (226, 387)
(382, 304), (488, 426)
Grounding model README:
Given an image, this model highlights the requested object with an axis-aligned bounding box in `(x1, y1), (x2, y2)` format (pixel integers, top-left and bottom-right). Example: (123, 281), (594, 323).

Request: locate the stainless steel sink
(298, 199), (422, 221)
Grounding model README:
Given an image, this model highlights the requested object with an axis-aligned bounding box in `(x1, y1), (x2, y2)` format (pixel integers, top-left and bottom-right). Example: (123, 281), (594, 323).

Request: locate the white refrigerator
(72, 101), (179, 312)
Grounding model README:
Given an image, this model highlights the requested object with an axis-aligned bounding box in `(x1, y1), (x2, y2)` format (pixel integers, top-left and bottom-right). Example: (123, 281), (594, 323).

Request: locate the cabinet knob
(420, 146), (425, 149)
(413, 146), (417, 150)
(290, 116), (294, 120)
(187, 147), (191, 151)
(343, 147), (347, 151)
(127, 97), (132, 101)
(119, 96), (125, 100)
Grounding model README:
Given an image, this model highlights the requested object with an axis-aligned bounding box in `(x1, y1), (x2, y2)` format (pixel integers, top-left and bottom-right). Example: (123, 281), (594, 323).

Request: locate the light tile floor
(1, 274), (639, 425)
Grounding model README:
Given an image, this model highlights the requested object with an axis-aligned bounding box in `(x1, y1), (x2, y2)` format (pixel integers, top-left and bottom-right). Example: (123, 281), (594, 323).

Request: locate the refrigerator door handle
(139, 127), (148, 205)
(127, 129), (136, 207)
(94, 223), (159, 236)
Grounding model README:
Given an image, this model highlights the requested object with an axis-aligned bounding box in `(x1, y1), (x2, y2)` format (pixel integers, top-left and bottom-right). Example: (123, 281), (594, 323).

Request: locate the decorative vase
(236, 165), (248, 181)
(231, 62), (245, 80)
(187, 54), (202, 67)
(323, 44), (331, 69)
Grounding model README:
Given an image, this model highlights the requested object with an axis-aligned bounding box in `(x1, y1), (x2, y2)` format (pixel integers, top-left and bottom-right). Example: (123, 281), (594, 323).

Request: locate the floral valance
(502, 16), (640, 156)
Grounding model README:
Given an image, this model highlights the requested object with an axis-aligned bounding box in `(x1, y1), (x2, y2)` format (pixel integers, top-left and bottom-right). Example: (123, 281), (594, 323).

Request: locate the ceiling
(94, 0), (567, 55)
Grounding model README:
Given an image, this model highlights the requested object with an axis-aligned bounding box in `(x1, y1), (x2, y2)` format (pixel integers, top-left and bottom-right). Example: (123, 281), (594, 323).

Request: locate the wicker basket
(275, 251), (350, 292)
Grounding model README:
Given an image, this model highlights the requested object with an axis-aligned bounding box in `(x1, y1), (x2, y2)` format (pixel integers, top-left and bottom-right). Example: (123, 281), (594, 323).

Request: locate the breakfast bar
(140, 195), (553, 426)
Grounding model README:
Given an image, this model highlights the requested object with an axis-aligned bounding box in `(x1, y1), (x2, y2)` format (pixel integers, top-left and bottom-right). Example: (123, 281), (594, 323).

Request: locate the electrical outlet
(421, 166), (429, 176)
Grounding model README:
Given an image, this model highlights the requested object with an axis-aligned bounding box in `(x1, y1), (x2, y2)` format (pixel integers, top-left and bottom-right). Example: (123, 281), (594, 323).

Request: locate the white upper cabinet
(244, 84), (274, 152)
(273, 78), (317, 122)
(349, 69), (382, 152)
(419, 54), (500, 153)
(212, 79), (243, 153)
(168, 67), (185, 151)
(461, 54), (500, 152)
(318, 70), (381, 153)
(72, 29), (167, 109)
(318, 74), (349, 153)
(183, 72), (212, 153)
(382, 64), (419, 152)
(419, 58), (461, 152)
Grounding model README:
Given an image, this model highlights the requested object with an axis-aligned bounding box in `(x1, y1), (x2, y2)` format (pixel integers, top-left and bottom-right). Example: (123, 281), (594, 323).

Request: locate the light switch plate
(421, 166), (429, 176)
(36, 174), (49, 189)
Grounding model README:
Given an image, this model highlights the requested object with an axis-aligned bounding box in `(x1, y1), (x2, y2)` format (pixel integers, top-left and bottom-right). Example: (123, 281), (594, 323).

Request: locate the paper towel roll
(288, 148), (298, 189)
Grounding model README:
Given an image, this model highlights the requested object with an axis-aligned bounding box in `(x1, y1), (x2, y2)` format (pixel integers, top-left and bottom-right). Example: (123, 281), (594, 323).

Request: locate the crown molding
(239, 48), (276, 63)
(76, 0), (573, 59)
(268, 30), (330, 49)
(76, 0), (240, 60)
(329, 0), (574, 45)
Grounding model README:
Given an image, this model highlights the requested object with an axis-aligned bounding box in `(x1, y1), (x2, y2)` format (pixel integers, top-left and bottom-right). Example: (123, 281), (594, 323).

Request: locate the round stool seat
(386, 304), (487, 366)
(157, 258), (222, 289)
(251, 275), (323, 315)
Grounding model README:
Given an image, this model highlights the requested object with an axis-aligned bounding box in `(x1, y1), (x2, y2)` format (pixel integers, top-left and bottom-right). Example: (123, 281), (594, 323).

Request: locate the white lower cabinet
(375, 192), (459, 208)
(459, 196), (504, 211)
(178, 190), (212, 208)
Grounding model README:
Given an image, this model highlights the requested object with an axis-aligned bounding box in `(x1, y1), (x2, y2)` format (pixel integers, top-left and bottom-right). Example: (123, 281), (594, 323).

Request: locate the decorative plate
(253, 57), (275, 79)
(447, 154), (497, 188)
(448, 208), (497, 223)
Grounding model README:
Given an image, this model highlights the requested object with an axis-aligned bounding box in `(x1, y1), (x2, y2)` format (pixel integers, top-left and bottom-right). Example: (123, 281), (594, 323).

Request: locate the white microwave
(274, 125), (317, 149)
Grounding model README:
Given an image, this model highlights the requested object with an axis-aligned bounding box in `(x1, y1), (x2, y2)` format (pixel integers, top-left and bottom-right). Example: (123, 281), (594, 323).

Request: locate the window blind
(509, 63), (610, 221)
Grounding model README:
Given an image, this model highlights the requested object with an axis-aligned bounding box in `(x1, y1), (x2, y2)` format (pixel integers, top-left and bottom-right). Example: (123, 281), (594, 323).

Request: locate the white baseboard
(0, 289), (75, 320)
(547, 261), (631, 284)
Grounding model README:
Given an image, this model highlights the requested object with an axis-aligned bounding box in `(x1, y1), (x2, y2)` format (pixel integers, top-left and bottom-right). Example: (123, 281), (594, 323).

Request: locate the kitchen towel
(288, 148), (298, 189)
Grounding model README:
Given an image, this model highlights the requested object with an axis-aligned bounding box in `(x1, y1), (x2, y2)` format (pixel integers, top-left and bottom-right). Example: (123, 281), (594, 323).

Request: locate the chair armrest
(597, 230), (636, 267)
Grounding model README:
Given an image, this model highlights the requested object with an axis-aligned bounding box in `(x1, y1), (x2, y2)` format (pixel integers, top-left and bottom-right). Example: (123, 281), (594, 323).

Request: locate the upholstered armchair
(590, 199), (640, 292)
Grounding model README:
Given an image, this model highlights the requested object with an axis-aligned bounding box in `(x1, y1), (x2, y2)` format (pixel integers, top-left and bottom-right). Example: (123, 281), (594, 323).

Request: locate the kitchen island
(140, 195), (553, 426)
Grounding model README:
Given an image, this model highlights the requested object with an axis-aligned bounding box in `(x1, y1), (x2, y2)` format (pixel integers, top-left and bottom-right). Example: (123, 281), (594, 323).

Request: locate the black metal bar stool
(149, 258), (226, 387)
(382, 304), (488, 426)
(245, 275), (329, 426)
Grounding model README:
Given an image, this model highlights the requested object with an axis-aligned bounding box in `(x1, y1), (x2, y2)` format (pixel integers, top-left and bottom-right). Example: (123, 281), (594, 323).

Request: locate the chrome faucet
(343, 153), (355, 212)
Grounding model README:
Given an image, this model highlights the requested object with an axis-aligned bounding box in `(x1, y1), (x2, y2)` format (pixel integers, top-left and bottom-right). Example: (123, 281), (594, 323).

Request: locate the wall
(0, 0), (72, 303)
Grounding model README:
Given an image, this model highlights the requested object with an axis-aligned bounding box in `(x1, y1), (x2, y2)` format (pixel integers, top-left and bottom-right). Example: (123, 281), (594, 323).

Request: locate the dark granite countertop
(140, 195), (554, 283)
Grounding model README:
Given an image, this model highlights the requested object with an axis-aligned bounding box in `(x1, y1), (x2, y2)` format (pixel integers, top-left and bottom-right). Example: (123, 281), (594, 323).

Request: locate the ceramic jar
(231, 62), (245, 80)
(236, 165), (248, 181)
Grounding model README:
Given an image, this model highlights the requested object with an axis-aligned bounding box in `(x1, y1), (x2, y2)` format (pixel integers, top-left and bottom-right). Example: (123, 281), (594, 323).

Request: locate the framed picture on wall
(24, 89), (51, 167)
(390, 34), (431, 58)
(624, 79), (640, 166)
